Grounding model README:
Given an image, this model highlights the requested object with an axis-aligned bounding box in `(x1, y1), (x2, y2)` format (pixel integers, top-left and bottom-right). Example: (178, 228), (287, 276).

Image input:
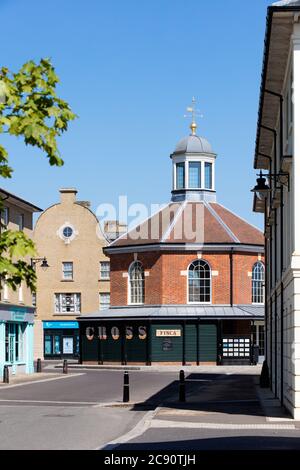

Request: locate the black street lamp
(31, 257), (50, 271)
(251, 171), (270, 199)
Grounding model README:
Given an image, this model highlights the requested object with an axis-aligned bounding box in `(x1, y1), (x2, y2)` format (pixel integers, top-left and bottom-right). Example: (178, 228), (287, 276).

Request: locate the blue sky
(0, 0), (272, 228)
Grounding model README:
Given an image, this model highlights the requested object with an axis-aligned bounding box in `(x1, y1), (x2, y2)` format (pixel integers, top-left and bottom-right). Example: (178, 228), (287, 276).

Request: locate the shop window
(5, 323), (25, 363)
(188, 259), (211, 303)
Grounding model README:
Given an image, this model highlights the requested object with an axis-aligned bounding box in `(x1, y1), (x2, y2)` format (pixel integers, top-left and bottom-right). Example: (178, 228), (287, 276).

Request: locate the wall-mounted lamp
(31, 257), (50, 271)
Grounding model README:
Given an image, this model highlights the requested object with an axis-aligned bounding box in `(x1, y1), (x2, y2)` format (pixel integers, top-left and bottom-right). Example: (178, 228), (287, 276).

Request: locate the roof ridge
(160, 200), (187, 243)
(205, 201), (240, 243)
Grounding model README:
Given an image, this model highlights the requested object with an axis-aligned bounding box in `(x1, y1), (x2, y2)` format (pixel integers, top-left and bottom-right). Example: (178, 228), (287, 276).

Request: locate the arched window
(252, 262), (265, 304)
(129, 261), (145, 304)
(188, 260), (211, 303)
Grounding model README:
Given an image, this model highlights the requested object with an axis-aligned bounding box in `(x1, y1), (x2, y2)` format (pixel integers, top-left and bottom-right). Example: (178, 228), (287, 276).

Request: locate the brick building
(79, 117), (265, 366)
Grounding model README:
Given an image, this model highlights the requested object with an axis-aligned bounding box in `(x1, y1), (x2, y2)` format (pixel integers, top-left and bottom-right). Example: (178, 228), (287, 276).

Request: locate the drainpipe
(0, 194), (10, 301)
(264, 197), (268, 364)
(264, 90), (284, 401)
(230, 249), (233, 307)
(280, 186), (284, 405)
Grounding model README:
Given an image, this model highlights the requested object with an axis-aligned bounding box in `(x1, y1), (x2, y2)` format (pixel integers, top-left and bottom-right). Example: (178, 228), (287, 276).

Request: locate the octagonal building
(79, 120), (265, 366)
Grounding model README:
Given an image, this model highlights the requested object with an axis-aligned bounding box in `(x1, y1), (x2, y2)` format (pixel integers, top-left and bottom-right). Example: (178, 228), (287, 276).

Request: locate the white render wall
(265, 21), (300, 419)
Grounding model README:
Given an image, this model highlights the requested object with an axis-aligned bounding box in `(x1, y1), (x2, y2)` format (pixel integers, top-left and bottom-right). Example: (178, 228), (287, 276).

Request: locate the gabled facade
(33, 188), (112, 360)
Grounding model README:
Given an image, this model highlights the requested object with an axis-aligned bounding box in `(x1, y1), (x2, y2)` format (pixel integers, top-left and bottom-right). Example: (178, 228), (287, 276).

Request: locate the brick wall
(110, 250), (264, 306)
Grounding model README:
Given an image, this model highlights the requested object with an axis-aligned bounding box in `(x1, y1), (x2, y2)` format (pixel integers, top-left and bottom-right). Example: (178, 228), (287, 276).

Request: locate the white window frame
(55, 293), (81, 313)
(252, 262), (265, 305)
(187, 259), (212, 305)
(100, 261), (110, 280)
(99, 292), (110, 310)
(62, 262), (73, 280)
(128, 261), (145, 305)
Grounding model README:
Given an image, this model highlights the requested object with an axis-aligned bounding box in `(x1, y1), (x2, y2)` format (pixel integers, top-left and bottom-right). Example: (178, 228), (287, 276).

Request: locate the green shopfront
(79, 319), (221, 366)
(0, 304), (35, 376)
(78, 306), (264, 366)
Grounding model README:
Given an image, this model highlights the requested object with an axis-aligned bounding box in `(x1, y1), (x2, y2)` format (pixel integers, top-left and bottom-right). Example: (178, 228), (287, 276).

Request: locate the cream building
(33, 188), (115, 360)
(252, 0), (300, 418)
(0, 188), (42, 376)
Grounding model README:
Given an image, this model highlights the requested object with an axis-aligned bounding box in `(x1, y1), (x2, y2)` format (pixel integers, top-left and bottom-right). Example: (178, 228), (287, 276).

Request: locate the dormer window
(204, 162), (212, 189)
(188, 162), (201, 189)
(176, 163), (185, 190)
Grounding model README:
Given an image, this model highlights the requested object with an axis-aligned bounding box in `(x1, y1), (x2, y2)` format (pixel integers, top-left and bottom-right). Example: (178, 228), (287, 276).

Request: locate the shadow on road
(131, 372), (272, 418)
(114, 435), (300, 451)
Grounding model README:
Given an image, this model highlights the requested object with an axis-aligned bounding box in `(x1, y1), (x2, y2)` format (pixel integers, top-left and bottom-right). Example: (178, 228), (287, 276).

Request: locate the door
(5, 323), (16, 374)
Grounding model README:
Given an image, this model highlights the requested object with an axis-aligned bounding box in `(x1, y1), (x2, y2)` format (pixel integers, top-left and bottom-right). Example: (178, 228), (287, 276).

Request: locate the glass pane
(189, 162), (201, 188)
(205, 162), (212, 189)
(45, 335), (52, 355)
(53, 336), (61, 354)
(176, 163), (185, 190)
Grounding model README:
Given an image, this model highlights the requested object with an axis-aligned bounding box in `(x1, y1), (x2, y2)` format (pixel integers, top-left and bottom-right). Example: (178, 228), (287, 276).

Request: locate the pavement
(1, 363), (300, 450)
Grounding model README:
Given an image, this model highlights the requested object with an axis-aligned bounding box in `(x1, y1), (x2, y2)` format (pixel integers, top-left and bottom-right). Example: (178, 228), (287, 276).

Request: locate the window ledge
(53, 313), (80, 316)
(61, 280), (74, 282)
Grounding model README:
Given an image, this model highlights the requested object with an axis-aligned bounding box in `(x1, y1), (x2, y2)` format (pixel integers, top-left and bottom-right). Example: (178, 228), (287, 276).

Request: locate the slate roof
(78, 304), (264, 320)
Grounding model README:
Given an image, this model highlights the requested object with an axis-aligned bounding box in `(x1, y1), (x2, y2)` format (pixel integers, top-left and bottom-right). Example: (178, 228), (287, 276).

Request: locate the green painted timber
(81, 323), (98, 362)
(199, 323), (217, 362)
(185, 324), (197, 362)
(101, 324), (122, 362)
(151, 324), (183, 362)
(125, 324), (147, 363)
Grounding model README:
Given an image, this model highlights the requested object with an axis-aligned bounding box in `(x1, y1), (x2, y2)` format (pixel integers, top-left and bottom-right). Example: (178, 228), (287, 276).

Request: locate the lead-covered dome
(174, 134), (214, 155)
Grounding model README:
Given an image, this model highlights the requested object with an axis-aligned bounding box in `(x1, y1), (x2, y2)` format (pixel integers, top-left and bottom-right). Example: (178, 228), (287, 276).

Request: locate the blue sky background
(0, 0), (272, 229)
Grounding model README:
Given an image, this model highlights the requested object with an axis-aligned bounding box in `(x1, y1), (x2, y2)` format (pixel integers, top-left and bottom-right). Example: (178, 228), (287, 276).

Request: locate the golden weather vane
(184, 97), (204, 135)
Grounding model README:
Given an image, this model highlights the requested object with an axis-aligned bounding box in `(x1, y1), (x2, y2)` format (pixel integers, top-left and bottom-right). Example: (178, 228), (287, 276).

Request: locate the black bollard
(3, 365), (9, 384)
(179, 369), (186, 402)
(36, 358), (42, 373)
(123, 371), (130, 403)
(63, 359), (68, 374)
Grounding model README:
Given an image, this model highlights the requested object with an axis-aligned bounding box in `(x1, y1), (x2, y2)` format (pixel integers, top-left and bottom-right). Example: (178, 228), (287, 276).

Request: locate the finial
(184, 97), (203, 136)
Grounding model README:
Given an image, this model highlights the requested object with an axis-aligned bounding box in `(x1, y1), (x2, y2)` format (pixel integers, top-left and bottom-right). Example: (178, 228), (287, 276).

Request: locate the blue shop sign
(43, 321), (79, 330)
(10, 307), (27, 321)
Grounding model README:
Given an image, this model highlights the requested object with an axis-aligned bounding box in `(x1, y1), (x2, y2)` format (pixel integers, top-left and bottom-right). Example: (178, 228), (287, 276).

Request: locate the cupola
(170, 98), (217, 203)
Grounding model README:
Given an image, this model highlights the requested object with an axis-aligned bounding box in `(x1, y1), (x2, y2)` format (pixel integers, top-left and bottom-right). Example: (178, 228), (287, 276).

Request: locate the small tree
(0, 58), (76, 292)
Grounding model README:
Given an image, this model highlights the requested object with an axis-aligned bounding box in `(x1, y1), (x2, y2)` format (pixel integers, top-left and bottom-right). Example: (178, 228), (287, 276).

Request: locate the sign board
(43, 321), (79, 330)
(156, 329), (181, 337)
